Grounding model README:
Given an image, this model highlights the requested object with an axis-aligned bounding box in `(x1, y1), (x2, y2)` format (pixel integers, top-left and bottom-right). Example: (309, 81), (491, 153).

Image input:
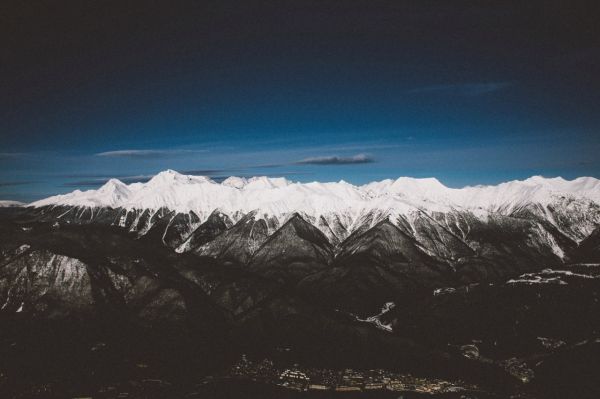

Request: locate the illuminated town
(210, 354), (479, 394)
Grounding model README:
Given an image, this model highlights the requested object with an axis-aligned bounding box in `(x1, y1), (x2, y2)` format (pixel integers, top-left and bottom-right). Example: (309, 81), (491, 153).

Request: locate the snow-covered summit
(222, 176), (248, 188)
(30, 170), (600, 220)
(147, 169), (215, 186)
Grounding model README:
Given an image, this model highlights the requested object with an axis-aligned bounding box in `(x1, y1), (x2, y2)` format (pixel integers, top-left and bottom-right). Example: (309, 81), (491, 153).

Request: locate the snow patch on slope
(354, 302), (396, 332)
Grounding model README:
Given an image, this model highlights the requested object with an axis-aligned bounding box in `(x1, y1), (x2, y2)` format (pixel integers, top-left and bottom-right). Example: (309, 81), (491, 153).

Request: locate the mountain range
(1, 170), (600, 397)
(21, 170), (600, 287)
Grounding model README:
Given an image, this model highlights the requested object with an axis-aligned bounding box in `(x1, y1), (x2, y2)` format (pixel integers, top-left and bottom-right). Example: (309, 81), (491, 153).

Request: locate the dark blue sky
(2, 1), (599, 201)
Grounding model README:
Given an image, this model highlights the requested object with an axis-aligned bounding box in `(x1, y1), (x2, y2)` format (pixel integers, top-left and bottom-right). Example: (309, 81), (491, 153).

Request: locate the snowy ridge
(0, 200), (25, 208)
(363, 175), (600, 213)
(31, 170), (600, 221)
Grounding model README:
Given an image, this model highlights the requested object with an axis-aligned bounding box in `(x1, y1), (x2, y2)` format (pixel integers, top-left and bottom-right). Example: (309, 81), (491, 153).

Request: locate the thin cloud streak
(295, 153), (374, 165)
(180, 169), (232, 176)
(63, 175), (153, 187)
(0, 181), (36, 187)
(95, 149), (208, 158)
(59, 169), (227, 180)
(63, 172), (312, 187)
(210, 172), (313, 182)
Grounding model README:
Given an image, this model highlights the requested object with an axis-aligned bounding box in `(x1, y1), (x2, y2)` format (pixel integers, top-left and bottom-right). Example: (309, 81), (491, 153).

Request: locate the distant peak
(148, 169), (181, 181)
(103, 178), (126, 187)
(389, 176), (448, 194)
(522, 175), (566, 184)
(148, 170), (214, 185)
(98, 178), (129, 195)
(153, 169), (182, 178)
(222, 176), (248, 188)
(394, 176), (444, 185)
(499, 175), (600, 191)
(245, 176), (292, 189)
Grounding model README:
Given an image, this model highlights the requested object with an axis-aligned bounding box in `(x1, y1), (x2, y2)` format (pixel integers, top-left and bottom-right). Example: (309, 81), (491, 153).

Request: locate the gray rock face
(177, 210), (232, 253)
(573, 226), (600, 263)
(249, 214), (334, 283)
(195, 211), (271, 264)
(0, 249), (93, 315)
(2, 200), (599, 319)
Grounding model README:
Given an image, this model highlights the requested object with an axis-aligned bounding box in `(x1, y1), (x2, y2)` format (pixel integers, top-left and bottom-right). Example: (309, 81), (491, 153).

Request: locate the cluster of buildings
(225, 354), (473, 394)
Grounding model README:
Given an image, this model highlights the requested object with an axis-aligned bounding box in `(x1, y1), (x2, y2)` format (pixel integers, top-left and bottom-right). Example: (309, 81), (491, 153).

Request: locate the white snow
(30, 170), (600, 230)
(355, 302), (396, 332)
(507, 275), (567, 285)
(0, 200), (24, 207)
(539, 269), (598, 279)
(433, 287), (457, 296)
(16, 244), (30, 255)
(506, 268), (600, 285)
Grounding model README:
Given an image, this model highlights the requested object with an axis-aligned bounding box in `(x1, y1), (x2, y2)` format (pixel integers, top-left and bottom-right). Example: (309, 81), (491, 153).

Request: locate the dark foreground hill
(1, 207), (599, 398)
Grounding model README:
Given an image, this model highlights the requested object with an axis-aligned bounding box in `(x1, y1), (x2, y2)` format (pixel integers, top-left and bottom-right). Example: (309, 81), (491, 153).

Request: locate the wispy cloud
(0, 152), (27, 160)
(180, 169), (231, 176)
(0, 180), (36, 187)
(59, 170), (226, 179)
(407, 81), (513, 96)
(60, 173), (126, 179)
(295, 153), (374, 165)
(243, 163), (287, 169)
(63, 175), (153, 187)
(63, 171), (312, 187)
(320, 143), (405, 152)
(210, 171), (312, 182)
(95, 149), (208, 158)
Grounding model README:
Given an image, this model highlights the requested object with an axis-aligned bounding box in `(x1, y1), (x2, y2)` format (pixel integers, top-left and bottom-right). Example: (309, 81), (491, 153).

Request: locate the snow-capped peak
(222, 176), (248, 188)
(245, 176), (291, 189)
(30, 170), (600, 225)
(147, 169), (214, 185)
(98, 178), (129, 193)
(95, 179), (131, 203)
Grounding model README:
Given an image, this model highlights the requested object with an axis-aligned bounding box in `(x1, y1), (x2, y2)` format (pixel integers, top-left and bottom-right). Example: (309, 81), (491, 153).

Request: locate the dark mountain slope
(178, 210), (232, 252)
(249, 213), (334, 283)
(572, 226), (600, 263)
(396, 211), (476, 261)
(195, 211), (271, 264)
(452, 214), (570, 284)
(162, 210), (202, 248)
(335, 220), (443, 269)
(298, 221), (452, 315)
